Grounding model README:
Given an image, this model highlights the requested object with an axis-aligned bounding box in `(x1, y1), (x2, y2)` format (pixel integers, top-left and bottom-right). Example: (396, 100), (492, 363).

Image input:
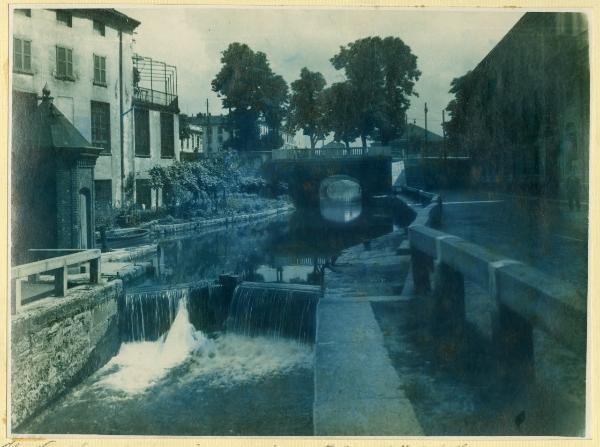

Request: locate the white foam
(97, 299), (214, 394)
(96, 299), (313, 395)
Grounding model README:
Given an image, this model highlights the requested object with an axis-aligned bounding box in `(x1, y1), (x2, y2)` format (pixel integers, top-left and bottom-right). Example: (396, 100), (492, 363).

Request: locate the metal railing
(271, 146), (391, 160)
(11, 249), (101, 315)
(133, 86), (178, 109)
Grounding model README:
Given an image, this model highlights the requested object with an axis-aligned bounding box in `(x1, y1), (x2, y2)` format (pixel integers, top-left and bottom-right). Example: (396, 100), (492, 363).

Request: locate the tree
(287, 67), (328, 149)
(443, 71), (479, 156)
(321, 82), (360, 148)
(330, 36), (421, 148)
(212, 43), (288, 151)
(179, 113), (191, 144)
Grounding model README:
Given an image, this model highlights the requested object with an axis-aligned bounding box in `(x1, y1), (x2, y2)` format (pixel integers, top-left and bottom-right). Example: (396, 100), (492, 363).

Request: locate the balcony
(132, 54), (179, 112)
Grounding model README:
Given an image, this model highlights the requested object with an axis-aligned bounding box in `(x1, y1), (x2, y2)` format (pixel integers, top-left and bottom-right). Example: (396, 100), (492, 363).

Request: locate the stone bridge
(263, 146), (392, 207)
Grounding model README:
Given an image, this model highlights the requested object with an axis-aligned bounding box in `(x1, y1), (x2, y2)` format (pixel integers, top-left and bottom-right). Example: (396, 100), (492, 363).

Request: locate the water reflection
(320, 198), (362, 223)
(145, 206), (393, 288)
(319, 177), (363, 223)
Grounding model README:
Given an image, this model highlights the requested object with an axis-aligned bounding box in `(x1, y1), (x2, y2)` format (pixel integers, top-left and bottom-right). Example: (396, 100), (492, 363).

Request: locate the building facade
(180, 115), (204, 161)
(12, 8), (181, 217)
(12, 8), (140, 209)
(445, 12), (589, 198)
(130, 54), (181, 210)
(201, 115), (231, 154)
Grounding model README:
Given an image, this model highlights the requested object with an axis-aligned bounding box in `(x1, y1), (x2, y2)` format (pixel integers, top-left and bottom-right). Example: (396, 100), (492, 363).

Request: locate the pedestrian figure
(566, 172), (581, 211)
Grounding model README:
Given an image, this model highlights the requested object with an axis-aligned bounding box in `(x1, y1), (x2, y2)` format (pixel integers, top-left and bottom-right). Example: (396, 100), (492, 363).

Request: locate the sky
(122, 7), (524, 146)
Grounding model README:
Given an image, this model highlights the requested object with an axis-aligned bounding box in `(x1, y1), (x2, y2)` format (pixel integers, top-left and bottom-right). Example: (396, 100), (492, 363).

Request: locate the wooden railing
(272, 146), (391, 160)
(11, 249), (101, 315)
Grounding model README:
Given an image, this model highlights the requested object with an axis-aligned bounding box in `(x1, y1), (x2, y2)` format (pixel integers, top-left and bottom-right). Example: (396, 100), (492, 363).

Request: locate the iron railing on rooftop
(133, 54), (178, 110)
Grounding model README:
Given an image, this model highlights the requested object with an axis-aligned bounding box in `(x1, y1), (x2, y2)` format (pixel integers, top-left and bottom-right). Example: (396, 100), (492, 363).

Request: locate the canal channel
(19, 193), (398, 436)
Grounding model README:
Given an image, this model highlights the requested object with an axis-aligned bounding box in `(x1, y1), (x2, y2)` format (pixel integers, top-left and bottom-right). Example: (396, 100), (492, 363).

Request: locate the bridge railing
(11, 249), (102, 315)
(407, 222), (586, 355)
(272, 146), (391, 160)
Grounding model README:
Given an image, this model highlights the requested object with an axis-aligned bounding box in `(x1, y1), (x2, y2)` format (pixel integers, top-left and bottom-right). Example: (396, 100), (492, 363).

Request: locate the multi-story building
(179, 115), (204, 161)
(11, 8), (181, 215)
(130, 54), (181, 209)
(12, 8), (140, 207)
(445, 12), (589, 198)
(201, 115), (230, 153)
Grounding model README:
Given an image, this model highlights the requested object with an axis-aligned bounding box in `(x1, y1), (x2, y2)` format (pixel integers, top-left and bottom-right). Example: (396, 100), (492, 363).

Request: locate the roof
(391, 123), (443, 144)
(67, 9), (141, 33)
(190, 114), (228, 127)
(37, 88), (102, 154)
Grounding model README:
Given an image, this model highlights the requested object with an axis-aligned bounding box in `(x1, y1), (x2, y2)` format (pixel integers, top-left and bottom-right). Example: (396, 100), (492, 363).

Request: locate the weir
(120, 281), (224, 341)
(227, 282), (321, 343)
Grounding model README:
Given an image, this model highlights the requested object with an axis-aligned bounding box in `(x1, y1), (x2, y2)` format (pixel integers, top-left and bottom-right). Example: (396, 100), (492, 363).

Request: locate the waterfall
(226, 282), (321, 343)
(100, 297), (215, 394)
(121, 281), (222, 342)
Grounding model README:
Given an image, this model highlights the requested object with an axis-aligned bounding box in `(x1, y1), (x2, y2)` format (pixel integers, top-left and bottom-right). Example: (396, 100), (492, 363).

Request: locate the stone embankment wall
(152, 205), (294, 235)
(11, 281), (123, 430)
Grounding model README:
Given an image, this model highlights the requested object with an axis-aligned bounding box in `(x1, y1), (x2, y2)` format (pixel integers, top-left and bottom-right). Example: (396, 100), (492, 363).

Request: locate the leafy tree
(322, 81), (360, 148)
(260, 73), (288, 150)
(212, 43), (288, 151)
(179, 113), (191, 144)
(443, 72), (474, 154)
(330, 36), (421, 148)
(287, 67), (328, 149)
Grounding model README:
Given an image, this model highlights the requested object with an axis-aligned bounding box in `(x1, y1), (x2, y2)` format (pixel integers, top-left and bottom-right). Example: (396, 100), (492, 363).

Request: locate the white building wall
(11, 8), (136, 205)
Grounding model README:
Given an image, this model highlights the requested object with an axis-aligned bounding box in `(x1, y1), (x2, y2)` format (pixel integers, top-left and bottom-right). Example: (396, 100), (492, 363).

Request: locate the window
(56, 10), (72, 27)
(13, 38), (31, 73)
(135, 108), (150, 157)
(93, 20), (105, 36)
(136, 180), (152, 210)
(56, 46), (73, 79)
(160, 113), (175, 158)
(15, 9), (31, 17)
(95, 180), (112, 204)
(93, 54), (106, 85)
(91, 101), (111, 153)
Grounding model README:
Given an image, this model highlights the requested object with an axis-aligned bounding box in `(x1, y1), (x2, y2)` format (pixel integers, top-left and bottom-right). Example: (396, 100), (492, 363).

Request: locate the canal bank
(314, 230), (423, 435)
(99, 204), (296, 285)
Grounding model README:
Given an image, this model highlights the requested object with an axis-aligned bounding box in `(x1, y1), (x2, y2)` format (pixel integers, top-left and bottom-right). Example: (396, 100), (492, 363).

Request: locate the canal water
(21, 187), (399, 436)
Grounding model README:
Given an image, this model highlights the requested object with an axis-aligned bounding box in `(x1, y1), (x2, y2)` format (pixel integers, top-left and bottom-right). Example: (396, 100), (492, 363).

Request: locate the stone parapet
(11, 280), (123, 431)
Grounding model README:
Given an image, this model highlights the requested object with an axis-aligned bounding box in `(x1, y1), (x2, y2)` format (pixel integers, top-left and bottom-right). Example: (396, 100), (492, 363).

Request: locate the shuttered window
(56, 46), (73, 79)
(93, 54), (106, 85)
(13, 38), (31, 73)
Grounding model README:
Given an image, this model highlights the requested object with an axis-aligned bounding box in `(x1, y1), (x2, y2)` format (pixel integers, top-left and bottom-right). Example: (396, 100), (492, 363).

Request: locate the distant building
(180, 115), (204, 161)
(446, 12), (589, 197)
(389, 123), (444, 158)
(201, 115), (231, 154)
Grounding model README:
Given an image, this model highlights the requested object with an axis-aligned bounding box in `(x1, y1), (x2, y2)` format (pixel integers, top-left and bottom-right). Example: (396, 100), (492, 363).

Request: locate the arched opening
(79, 188), (92, 249)
(319, 175), (362, 223)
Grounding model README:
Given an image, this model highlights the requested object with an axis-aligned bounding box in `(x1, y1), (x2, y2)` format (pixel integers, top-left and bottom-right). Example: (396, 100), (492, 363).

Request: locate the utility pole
(206, 99), (209, 153)
(424, 102), (428, 158)
(442, 109), (447, 161)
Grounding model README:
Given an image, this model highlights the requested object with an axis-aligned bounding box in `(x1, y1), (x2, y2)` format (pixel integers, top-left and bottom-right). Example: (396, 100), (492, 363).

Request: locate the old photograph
(8, 5), (589, 438)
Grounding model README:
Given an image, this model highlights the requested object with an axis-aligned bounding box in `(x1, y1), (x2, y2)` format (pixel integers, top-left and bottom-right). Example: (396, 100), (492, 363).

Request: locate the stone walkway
(313, 230), (423, 436)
